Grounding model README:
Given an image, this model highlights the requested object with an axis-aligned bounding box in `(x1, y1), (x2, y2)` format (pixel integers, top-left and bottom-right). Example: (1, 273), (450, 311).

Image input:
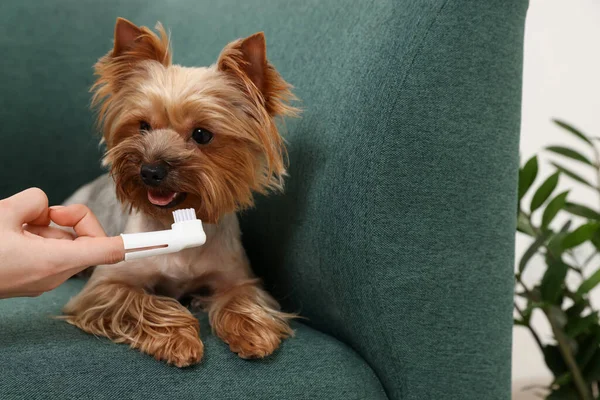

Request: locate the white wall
(513, 1), (600, 398)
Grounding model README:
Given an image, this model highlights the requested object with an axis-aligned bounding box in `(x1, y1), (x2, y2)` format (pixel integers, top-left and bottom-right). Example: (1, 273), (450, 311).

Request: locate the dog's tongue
(147, 190), (178, 206)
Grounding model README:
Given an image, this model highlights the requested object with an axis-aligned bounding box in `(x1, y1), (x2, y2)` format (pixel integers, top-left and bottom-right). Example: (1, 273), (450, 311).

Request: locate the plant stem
(567, 251), (585, 277)
(547, 310), (592, 400)
(583, 252), (597, 268)
(567, 264), (585, 277)
(515, 209), (591, 396)
(514, 302), (544, 351)
(521, 210), (544, 237)
(515, 272), (532, 297)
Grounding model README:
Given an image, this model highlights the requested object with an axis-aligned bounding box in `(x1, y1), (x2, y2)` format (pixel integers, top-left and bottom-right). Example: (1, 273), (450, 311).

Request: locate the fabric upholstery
(0, 280), (386, 400)
(0, 0), (528, 399)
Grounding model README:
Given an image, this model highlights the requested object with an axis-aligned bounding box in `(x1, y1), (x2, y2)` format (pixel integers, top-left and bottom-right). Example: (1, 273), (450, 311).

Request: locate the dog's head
(93, 18), (297, 223)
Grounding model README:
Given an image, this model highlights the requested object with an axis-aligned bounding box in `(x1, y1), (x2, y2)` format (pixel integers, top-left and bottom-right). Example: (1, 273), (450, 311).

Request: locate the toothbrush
(120, 208), (206, 260)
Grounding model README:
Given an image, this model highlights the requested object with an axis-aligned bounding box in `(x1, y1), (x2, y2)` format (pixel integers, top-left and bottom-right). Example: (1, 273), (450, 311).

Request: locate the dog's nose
(140, 163), (168, 186)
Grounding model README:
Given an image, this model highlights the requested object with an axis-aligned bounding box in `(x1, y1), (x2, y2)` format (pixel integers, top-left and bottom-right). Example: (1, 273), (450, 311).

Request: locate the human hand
(0, 188), (124, 298)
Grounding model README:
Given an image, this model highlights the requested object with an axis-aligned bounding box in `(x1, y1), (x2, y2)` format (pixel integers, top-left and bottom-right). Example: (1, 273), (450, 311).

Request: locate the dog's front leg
(207, 279), (295, 359)
(62, 264), (203, 368)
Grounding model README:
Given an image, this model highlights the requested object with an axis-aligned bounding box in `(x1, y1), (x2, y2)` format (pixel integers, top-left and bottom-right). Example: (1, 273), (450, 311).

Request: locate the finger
(23, 224), (76, 240)
(23, 230), (44, 240)
(47, 236), (125, 269)
(0, 188), (50, 227)
(49, 204), (106, 238)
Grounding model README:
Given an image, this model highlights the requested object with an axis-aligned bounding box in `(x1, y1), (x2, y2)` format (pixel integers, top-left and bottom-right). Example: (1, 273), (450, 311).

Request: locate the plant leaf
(565, 313), (599, 337)
(559, 220), (573, 233)
(541, 261), (569, 304)
(547, 384), (580, 400)
(543, 345), (569, 376)
(583, 349), (600, 381)
(521, 299), (545, 324)
(520, 306), (533, 323)
(546, 145), (594, 166)
(590, 324), (600, 338)
(546, 221), (572, 260)
(549, 305), (568, 328)
(519, 155), (538, 200)
(565, 298), (589, 319)
(530, 172), (560, 213)
(516, 287), (543, 303)
(553, 119), (593, 145)
(552, 372), (572, 387)
(564, 202), (600, 220)
(546, 233), (567, 261)
(551, 162), (595, 189)
(562, 222), (600, 250)
(542, 191), (569, 229)
(514, 318), (527, 326)
(592, 231), (600, 251)
(575, 334), (599, 369)
(519, 232), (550, 273)
(576, 269), (600, 296)
(517, 211), (536, 236)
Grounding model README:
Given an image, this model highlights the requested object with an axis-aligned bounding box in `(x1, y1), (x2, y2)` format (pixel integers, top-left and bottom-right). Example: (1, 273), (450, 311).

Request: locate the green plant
(516, 119), (600, 400)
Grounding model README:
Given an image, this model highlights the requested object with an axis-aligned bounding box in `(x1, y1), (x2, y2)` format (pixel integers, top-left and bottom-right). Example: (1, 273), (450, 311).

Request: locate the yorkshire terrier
(62, 18), (298, 367)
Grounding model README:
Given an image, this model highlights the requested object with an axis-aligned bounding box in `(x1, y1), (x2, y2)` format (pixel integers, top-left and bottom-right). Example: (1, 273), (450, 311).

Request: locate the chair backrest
(0, 1), (528, 398)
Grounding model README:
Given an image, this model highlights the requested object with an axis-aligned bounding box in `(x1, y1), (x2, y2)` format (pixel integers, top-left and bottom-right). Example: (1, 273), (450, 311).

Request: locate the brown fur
(62, 280), (203, 367)
(206, 280), (295, 359)
(92, 18), (171, 138)
(64, 18), (299, 366)
(94, 19), (297, 223)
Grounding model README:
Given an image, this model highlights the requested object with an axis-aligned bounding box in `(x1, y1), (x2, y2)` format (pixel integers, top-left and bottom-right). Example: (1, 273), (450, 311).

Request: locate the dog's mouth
(147, 190), (187, 208)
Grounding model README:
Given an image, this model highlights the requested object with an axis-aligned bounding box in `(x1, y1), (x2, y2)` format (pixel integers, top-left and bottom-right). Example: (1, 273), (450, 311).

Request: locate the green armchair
(0, 1), (528, 399)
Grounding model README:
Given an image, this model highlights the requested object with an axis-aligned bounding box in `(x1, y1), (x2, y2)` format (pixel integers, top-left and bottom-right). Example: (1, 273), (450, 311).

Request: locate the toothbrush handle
(121, 230), (173, 261)
(122, 247), (170, 260)
(119, 219), (206, 261)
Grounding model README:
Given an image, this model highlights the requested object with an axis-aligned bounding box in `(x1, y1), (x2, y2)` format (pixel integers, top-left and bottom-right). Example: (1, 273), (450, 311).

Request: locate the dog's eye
(139, 121), (151, 132)
(192, 128), (213, 145)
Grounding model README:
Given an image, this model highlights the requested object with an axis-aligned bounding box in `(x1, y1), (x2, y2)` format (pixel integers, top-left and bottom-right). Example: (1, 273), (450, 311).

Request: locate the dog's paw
(166, 336), (204, 368)
(227, 334), (278, 359)
(214, 312), (292, 359)
(149, 327), (204, 368)
(62, 281), (204, 368)
(209, 282), (295, 359)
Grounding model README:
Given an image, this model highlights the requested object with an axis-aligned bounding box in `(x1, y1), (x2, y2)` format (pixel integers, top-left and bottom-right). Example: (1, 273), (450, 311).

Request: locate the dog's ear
(218, 33), (268, 95)
(93, 18), (171, 97)
(217, 32), (296, 117)
(113, 18), (143, 56)
(111, 18), (171, 65)
(92, 18), (171, 145)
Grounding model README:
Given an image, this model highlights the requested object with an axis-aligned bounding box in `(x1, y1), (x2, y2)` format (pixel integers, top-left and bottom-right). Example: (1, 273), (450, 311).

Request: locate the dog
(62, 18), (298, 367)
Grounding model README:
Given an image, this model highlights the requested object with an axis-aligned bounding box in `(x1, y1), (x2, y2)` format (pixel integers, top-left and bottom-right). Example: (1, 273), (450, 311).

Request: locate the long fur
(93, 23), (298, 223)
(64, 18), (299, 366)
(91, 21), (171, 143)
(207, 279), (295, 359)
(63, 280), (203, 367)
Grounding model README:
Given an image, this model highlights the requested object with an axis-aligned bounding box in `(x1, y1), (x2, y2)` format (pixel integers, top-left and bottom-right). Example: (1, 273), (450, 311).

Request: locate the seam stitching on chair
(365, 1), (451, 399)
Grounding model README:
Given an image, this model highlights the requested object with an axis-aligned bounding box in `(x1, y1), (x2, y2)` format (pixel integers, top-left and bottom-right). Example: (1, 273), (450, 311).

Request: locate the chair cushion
(0, 279), (386, 400)
(0, 0), (528, 398)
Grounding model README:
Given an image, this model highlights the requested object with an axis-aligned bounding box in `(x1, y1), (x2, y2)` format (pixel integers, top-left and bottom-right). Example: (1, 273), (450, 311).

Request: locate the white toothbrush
(120, 208), (206, 260)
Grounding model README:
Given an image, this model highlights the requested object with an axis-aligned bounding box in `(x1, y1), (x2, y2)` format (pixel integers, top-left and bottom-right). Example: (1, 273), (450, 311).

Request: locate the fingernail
(49, 206), (65, 210)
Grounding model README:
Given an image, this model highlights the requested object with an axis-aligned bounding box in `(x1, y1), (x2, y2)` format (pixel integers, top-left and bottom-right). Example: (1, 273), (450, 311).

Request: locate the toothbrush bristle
(173, 208), (197, 223)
